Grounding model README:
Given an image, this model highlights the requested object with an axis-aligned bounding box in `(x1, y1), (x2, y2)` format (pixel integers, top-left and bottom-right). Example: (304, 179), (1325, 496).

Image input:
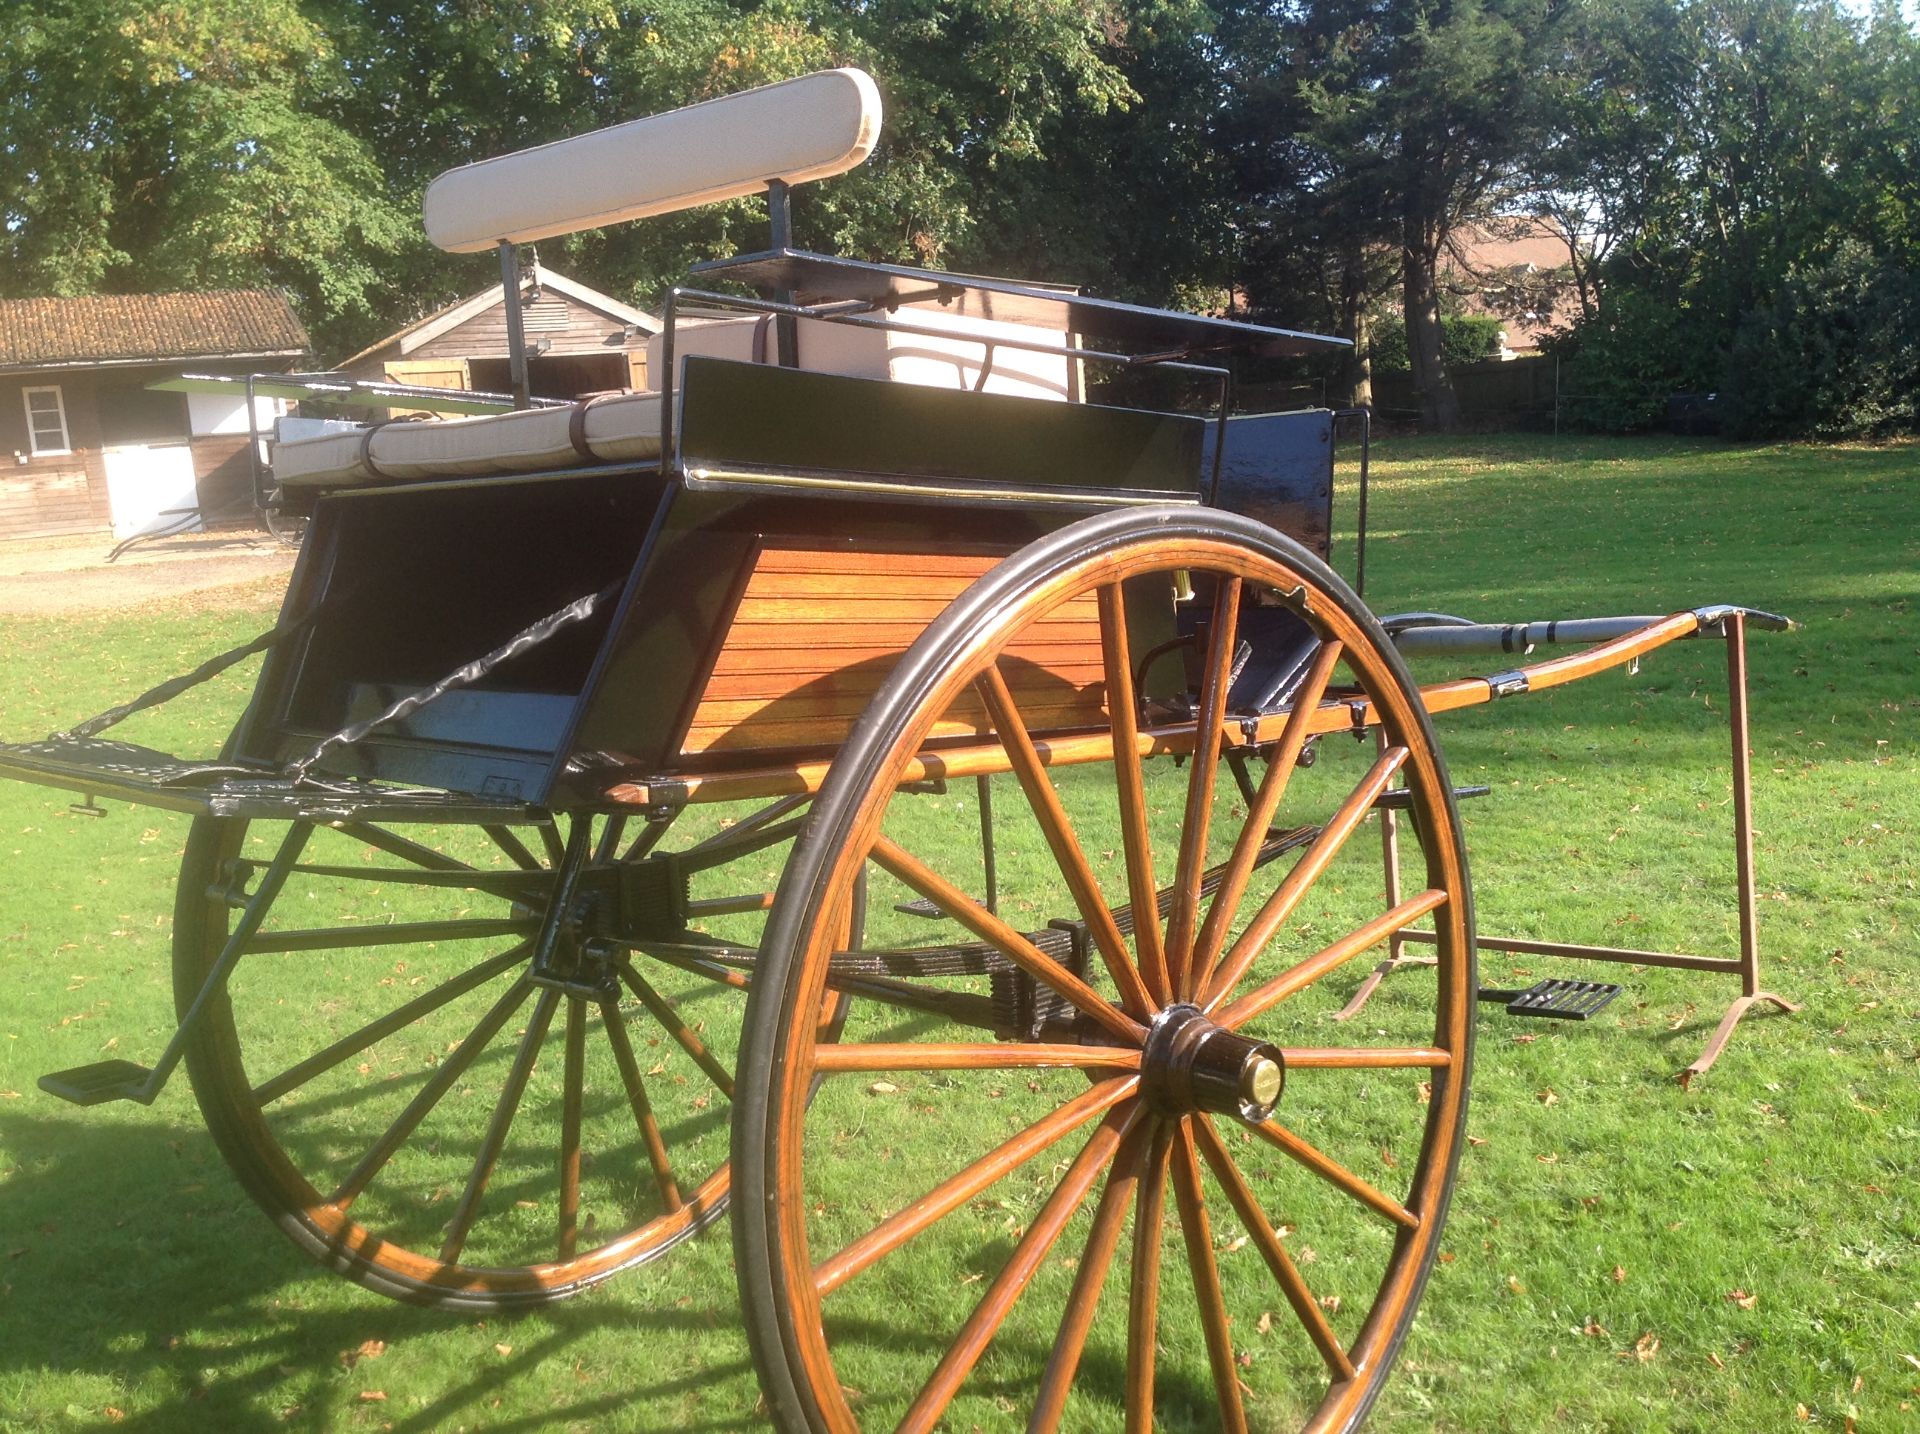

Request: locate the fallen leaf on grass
(1707, 1351), (1726, 1370)
(1256, 1311), (1273, 1335)
(1796, 1404), (1811, 1421)
(1611, 1265), (1627, 1284)
(1538, 1089), (1559, 1106)
(340, 1339), (385, 1369)
(495, 1343), (513, 1357)
(1902, 1353), (1920, 1373)
(1580, 1319), (1608, 1338)
(1512, 1033), (1538, 1045)
(867, 1081), (898, 1095)
(1618, 1333), (1658, 1363)
(103, 1409), (124, 1422)
(357, 1391), (386, 1403)
(1725, 1289), (1758, 1310)
(1467, 1135), (1487, 1147)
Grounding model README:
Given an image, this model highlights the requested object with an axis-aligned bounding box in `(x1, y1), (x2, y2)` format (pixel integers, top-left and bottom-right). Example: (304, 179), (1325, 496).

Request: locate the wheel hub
(1140, 1003), (1285, 1122)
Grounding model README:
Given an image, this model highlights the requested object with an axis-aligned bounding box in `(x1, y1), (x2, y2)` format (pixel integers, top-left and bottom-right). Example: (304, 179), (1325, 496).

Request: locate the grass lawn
(0, 433), (1913, 1432)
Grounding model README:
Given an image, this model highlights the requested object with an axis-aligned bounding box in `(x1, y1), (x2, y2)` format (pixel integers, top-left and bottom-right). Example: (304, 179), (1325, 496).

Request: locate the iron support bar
(498, 240), (533, 410)
(1343, 611), (1799, 1081)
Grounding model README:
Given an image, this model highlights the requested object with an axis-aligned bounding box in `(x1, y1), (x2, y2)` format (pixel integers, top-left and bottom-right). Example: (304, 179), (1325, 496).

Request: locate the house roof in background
(0, 289), (310, 372)
(340, 268), (660, 370)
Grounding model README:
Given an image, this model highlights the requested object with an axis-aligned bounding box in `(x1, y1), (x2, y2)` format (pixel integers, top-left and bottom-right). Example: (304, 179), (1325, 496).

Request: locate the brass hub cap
(1140, 1003), (1286, 1122)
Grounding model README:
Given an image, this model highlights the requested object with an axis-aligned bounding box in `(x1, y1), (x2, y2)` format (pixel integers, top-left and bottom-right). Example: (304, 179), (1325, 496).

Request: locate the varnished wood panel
(680, 544), (1108, 756)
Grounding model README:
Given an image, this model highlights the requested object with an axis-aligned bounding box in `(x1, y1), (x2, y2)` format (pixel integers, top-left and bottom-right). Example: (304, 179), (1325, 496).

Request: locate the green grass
(0, 435), (1915, 1432)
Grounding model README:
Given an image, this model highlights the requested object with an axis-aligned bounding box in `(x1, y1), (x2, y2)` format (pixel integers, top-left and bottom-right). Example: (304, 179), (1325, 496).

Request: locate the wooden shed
(0, 290), (308, 541)
(336, 265), (660, 400)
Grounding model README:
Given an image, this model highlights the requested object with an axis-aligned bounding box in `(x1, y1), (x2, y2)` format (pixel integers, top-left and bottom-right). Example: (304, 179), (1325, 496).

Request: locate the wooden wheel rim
(739, 508), (1474, 1430)
(177, 813), (735, 1306)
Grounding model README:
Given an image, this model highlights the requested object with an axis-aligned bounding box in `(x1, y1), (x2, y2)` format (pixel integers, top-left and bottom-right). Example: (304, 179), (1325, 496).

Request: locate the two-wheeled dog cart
(0, 69), (1795, 1432)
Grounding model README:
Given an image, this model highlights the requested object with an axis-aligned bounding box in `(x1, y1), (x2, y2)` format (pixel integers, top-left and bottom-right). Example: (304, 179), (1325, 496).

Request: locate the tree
(1534, 0), (1920, 433)
(0, 0), (411, 353)
(1223, 0), (1558, 428)
(2, 0), (1166, 358)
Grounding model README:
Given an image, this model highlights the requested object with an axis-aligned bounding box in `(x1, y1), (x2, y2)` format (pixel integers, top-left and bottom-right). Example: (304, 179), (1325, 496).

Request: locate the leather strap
(567, 397), (597, 461)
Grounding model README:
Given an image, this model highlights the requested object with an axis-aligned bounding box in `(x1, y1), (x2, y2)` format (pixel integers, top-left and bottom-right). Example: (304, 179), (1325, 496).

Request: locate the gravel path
(0, 530), (297, 616)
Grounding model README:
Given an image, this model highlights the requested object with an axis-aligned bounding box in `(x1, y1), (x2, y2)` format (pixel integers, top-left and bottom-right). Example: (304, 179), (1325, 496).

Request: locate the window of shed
(23, 386), (71, 456)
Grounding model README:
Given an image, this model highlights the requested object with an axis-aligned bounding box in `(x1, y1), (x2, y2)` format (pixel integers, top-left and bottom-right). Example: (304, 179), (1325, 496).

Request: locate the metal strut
(38, 823), (315, 1106)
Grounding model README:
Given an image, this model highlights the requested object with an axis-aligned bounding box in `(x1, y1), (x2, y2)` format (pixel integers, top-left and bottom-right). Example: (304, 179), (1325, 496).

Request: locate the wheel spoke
(682, 792), (811, 855)
(1098, 582), (1168, 1003)
(1167, 576), (1242, 1001)
(977, 664), (1156, 1020)
(1193, 1115), (1356, 1381)
(1201, 746), (1409, 1011)
(1249, 1118), (1419, 1229)
(625, 940), (754, 991)
(621, 809), (681, 862)
(821, 970), (1002, 1030)
(1028, 1120), (1151, 1433)
(334, 821), (475, 873)
(814, 1076), (1138, 1297)
(285, 863), (549, 897)
(482, 823), (543, 871)
(1126, 1121), (1173, 1434)
(536, 818), (568, 868)
(244, 916), (537, 953)
(899, 1104), (1142, 1433)
(1169, 1120), (1250, 1434)
(440, 987), (561, 1263)
(1216, 889), (1448, 1030)
(592, 815), (628, 863)
(678, 815), (808, 873)
(811, 1042), (1141, 1073)
(600, 995), (683, 1213)
(869, 836), (1147, 1048)
(684, 891), (776, 917)
(1190, 640), (1343, 998)
(617, 962), (734, 1098)
(558, 995), (587, 1262)
(330, 977), (534, 1209)
(250, 942), (531, 1105)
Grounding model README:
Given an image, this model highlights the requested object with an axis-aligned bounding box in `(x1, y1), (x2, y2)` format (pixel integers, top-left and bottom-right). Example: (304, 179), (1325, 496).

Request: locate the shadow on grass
(0, 1105), (756, 1432)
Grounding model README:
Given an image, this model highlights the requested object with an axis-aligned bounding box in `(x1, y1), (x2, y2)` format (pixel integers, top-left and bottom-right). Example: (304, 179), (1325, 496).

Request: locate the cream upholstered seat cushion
(274, 391), (663, 489)
(423, 69), (882, 253)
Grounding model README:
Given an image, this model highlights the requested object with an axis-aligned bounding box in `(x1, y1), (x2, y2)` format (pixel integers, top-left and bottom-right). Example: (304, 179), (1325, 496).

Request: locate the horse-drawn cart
(0, 69), (1796, 1431)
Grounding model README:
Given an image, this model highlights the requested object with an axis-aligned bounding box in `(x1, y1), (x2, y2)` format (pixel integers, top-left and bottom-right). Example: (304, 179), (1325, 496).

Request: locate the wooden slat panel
(680, 544), (1107, 757)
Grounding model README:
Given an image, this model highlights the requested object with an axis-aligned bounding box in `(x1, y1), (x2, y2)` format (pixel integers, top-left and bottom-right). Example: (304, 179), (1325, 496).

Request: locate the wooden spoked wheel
(734, 508), (1475, 1431)
(174, 807), (775, 1309)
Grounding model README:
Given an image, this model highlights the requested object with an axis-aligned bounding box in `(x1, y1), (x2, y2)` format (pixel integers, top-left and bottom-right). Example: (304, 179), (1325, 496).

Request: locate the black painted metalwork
(692, 249), (1350, 358)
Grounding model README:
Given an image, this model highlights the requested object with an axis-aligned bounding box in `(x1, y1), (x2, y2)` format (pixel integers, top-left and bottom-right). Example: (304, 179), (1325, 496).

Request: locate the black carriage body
(219, 358), (1336, 811)
(1, 332), (1339, 820)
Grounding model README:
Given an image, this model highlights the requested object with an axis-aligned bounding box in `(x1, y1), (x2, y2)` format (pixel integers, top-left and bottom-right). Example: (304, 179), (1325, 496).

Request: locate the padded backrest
(649, 310), (1077, 403)
(423, 69), (883, 253)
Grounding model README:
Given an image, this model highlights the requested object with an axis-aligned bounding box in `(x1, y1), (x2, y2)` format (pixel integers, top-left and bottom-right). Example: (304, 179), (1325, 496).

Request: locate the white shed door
(102, 444), (203, 539)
